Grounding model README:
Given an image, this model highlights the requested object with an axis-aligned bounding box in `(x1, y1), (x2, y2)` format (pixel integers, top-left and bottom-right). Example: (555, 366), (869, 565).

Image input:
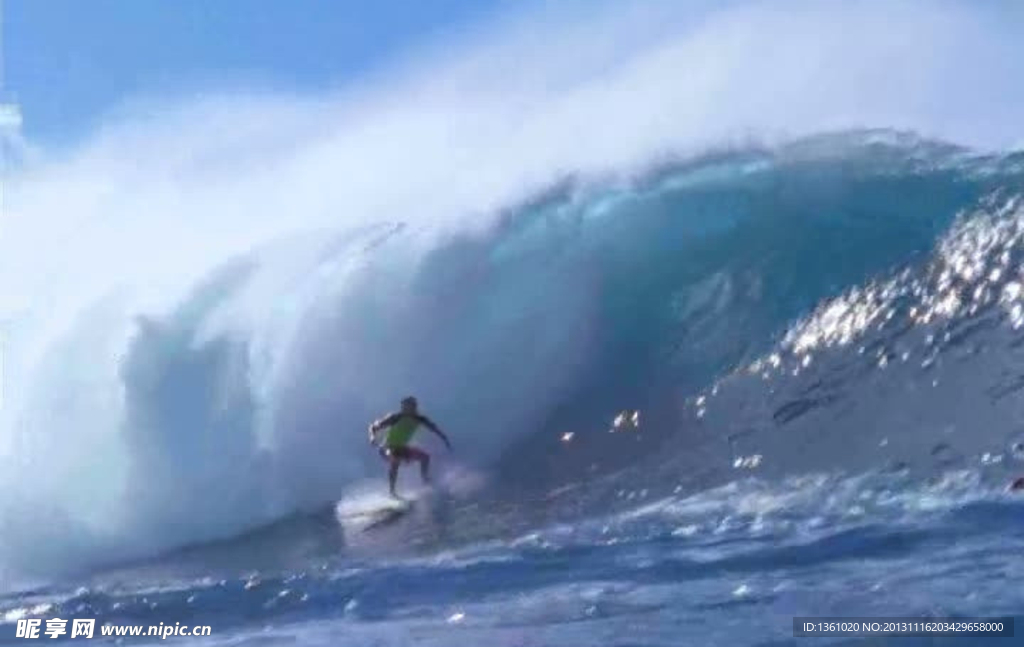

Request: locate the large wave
(1, 0), (1023, 583)
(2, 130), (1021, 581)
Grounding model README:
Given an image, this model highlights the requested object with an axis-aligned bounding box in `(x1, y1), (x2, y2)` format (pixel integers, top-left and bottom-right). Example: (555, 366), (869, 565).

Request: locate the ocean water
(4, 131), (1024, 646)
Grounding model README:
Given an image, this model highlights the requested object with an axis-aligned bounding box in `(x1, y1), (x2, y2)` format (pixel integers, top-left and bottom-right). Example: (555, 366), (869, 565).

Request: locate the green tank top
(384, 415), (420, 448)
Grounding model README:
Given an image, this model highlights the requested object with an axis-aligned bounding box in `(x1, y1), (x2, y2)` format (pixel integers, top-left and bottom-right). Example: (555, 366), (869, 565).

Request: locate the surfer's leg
(386, 446), (417, 497)
(388, 458), (400, 497)
(405, 447), (431, 484)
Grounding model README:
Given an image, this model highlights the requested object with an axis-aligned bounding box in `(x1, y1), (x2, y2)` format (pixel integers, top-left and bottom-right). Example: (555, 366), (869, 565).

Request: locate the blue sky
(3, 0), (511, 143)
(3, 1), (1022, 153)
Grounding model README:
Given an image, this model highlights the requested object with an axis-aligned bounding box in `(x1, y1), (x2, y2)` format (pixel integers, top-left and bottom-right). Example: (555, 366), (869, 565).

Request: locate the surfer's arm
(418, 415), (451, 449)
(368, 412), (401, 443)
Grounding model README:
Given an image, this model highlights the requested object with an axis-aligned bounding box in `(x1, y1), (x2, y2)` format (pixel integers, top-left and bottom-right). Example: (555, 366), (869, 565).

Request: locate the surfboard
(334, 468), (479, 536)
(335, 491), (420, 533)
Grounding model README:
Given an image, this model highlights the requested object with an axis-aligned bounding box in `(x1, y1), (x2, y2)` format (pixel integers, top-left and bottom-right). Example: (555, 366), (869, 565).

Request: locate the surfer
(368, 396), (451, 498)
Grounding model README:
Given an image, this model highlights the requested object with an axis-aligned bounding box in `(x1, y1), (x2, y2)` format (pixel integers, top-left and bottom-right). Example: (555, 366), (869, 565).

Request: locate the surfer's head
(400, 396), (418, 413)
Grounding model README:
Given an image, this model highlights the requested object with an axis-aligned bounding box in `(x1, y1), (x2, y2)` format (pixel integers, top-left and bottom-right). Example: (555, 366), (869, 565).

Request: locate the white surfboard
(334, 464), (483, 535)
(335, 488), (426, 533)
